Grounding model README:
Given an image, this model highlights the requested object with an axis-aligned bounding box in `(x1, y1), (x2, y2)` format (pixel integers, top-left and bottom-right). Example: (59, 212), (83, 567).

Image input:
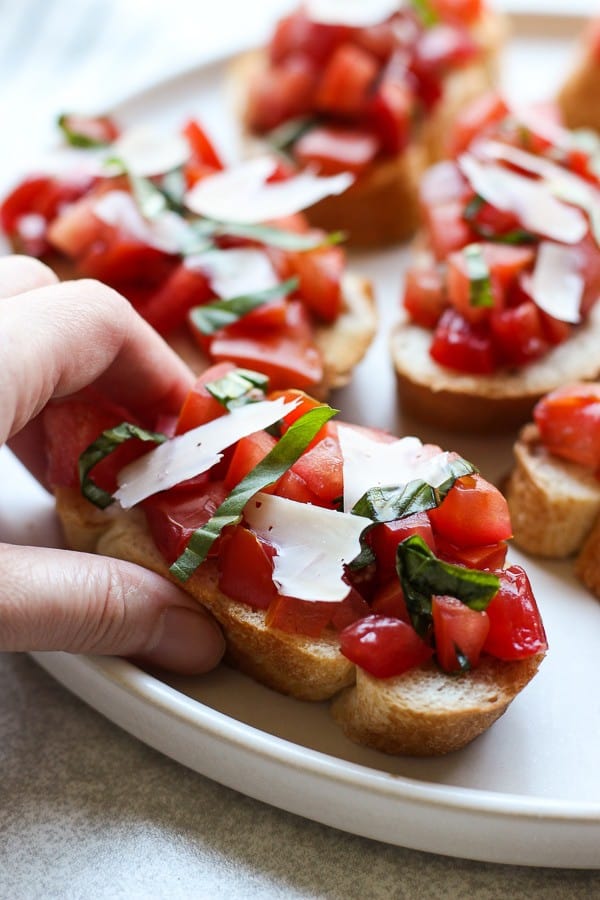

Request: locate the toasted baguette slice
(54, 485), (543, 754)
(233, 12), (506, 247)
(391, 301), (600, 433)
(557, 23), (600, 133)
(331, 653), (543, 756)
(574, 517), (600, 598)
(505, 423), (600, 558)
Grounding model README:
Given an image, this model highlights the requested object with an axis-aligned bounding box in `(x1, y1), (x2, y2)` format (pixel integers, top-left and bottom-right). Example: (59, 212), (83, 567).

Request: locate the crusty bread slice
(574, 517), (600, 598)
(232, 12), (506, 247)
(390, 301), (600, 433)
(54, 485), (544, 754)
(331, 653), (543, 756)
(557, 32), (600, 133)
(505, 423), (600, 558)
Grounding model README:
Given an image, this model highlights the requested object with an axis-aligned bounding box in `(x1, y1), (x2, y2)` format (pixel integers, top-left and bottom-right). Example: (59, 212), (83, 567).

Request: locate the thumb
(0, 543), (225, 674)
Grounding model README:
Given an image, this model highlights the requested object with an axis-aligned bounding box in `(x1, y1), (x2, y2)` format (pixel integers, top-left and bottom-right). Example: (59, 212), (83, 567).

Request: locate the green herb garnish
(189, 276), (298, 335)
(207, 220), (345, 252)
(396, 535), (500, 637)
(463, 195), (537, 245)
(57, 113), (112, 148)
(205, 367), (269, 410)
(169, 404), (338, 581)
(78, 423), (167, 509)
(409, 0), (439, 26)
(463, 243), (494, 308)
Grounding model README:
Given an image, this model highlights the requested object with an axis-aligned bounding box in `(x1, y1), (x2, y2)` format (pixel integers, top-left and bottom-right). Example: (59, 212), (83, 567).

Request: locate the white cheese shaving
(244, 493), (371, 602)
(184, 156), (353, 224)
(529, 241), (584, 324)
(92, 190), (190, 253)
(458, 153), (588, 245)
(337, 426), (447, 513)
(114, 397), (299, 509)
(185, 247), (278, 298)
(110, 125), (189, 177)
(305, 0), (401, 26)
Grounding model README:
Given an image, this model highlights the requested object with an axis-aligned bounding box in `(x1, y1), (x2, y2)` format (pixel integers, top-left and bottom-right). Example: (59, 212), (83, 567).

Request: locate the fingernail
(142, 607), (225, 675)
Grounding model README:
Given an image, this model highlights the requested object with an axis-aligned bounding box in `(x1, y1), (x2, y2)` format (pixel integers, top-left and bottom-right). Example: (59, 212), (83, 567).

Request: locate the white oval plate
(2, 14), (600, 868)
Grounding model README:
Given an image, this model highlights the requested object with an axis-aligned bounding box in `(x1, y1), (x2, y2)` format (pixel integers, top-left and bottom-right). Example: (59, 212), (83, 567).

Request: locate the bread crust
(391, 302), (600, 433)
(557, 37), (600, 133)
(54, 484), (544, 754)
(234, 12), (506, 247)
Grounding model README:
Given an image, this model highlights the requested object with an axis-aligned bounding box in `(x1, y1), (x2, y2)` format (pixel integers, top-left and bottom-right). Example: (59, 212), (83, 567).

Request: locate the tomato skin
(182, 119), (223, 171)
(432, 595), (490, 673)
(78, 238), (177, 293)
(412, 24), (477, 76)
(340, 615), (434, 678)
(1, 175), (94, 255)
(287, 245), (344, 323)
(490, 300), (549, 366)
(143, 480), (228, 565)
(142, 262), (213, 335)
(428, 473), (513, 548)
(315, 43), (379, 118)
(430, 309), (496, 374)
(403, 266), (447, 328)
(431, 0), (484, 25)
(424, 200), (474, 262)
(534, 383), (600, 471)
(218, 525), (278, 610)
(370, 581), (410, 622)
(225, 430), (277, 491)
(175, 362), (238, 435)
(367, 513), (436, 583)
(447, 90), (510, 156)
(446, 244), (535, 325)
(245, 55), (318, 133)
(435, 536), (508, 571)
(269, 11), (349, 66)
(289, 433), (343, 507)
(295, 125), (380, 177)
(483, 566), (548, 660)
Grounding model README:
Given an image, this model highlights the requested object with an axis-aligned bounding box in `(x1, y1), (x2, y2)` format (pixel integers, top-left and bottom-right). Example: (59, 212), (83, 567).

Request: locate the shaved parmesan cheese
(244, 493), (371, 602)
(458, 154), (588, 244)
(305, 0), (401, 26)
(184, 156), (353, 224)
(114, 398), (299, 509)
(530, 241), (584, 324)
(338, 426), (446, 512)
(110, 125), (189, 177)
(185, 247), (277, 298)
(93, 190), (190, 253)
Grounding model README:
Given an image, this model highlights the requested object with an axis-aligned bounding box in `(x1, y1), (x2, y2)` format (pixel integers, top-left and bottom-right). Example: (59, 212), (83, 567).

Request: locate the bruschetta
(0, 115), (376, 398)
(558, 18), (600, 134)
(237, 0), (506, 246)
(391, 92), (600, 432)
(43, 363), (547, 756)
(505, 382), (600, 600)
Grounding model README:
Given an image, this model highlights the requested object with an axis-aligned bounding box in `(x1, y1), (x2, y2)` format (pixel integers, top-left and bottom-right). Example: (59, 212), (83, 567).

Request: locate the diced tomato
(266, 595), (334, 637)
(447, 91), (510, 156)
(245, 55), (318, 133)
(286, 245), (344, 322)
(218, 525), (278, 610)
(141, 262), (213, 335)
(435, 536), (508, 571)
(572, 234), (600, 318)
(412, 24), (477, 74)
(78, 237), (177, 294)
(353, 21), (398, 61)
(538, 307), (573, 346)
(466, 199), (523, 239)
(175, 362), (238, 435)
(182, 119), (223, 170)
(403, 265), (447, 328)
(430, 0), (484, 25)
(490, 300), (549, 366)
(273, 468), (323, 505)
(370, 580), (410, 622)
(289, 433), (343, 507)
(446, 244), (535, 324)
(143, 480), (228, 565)
(368, 78), (413, 154)
(295, 125), (380, 176)
(534, 382), (600, 471)
(429, 308), (496, 373)
(367, 513), (436, 583)
(315, 43), (379, 118)
(205, 300), (324, 391)
(269, 11), (350, 66)
(340, 615), (434, 678)
(424, 200), (474, 261)
(47, 194), (105, 259)
(432, 595), (489, 673)
(0, 175), (93, 236)
(329, 587), (371, 631)
(483, 566), (548, 660)
(59, 113), (120, 146)
(428, 473), (512, 547)
(225, 430), (277, 490)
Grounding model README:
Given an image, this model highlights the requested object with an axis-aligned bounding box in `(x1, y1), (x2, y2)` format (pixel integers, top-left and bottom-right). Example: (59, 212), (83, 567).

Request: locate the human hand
(0, 255), (225, 674)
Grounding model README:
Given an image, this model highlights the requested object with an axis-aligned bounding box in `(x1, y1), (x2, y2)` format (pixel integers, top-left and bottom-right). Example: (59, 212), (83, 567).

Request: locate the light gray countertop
(1, 651), (599, 899)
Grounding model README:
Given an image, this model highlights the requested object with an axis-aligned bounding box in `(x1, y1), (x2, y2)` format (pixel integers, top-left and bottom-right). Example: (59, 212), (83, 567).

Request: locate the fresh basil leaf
(396, 535), (500, 637)
(409, 0), (439, 26)
(78, 423), (167, 510)
(209, 220), (346, 252)
(129, 174), (169, 219)
(170, 404), (338, 581)
(57, 113), (111, 148)
(463, 243), (494, 308)
(265, 116), (319, 153)
(205, 367), (270, 410)
(351, 457), (476, 523)
(160, 167), (188, 212)
(189, 276), (299, 335)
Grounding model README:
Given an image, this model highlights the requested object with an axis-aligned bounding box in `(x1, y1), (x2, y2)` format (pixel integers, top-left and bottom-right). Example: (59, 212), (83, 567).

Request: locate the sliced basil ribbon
(396, 535), (500, 638)
(205, 368), (269, 410)
(169, 404), (337, 582)
(57, 113), (110, 148)
(78, 423), (167, 509)
(463, 244), (494, 308)
(207, 220), (345, 251)
(265, 116), (319, 153)
(189, 276), (299, 336)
